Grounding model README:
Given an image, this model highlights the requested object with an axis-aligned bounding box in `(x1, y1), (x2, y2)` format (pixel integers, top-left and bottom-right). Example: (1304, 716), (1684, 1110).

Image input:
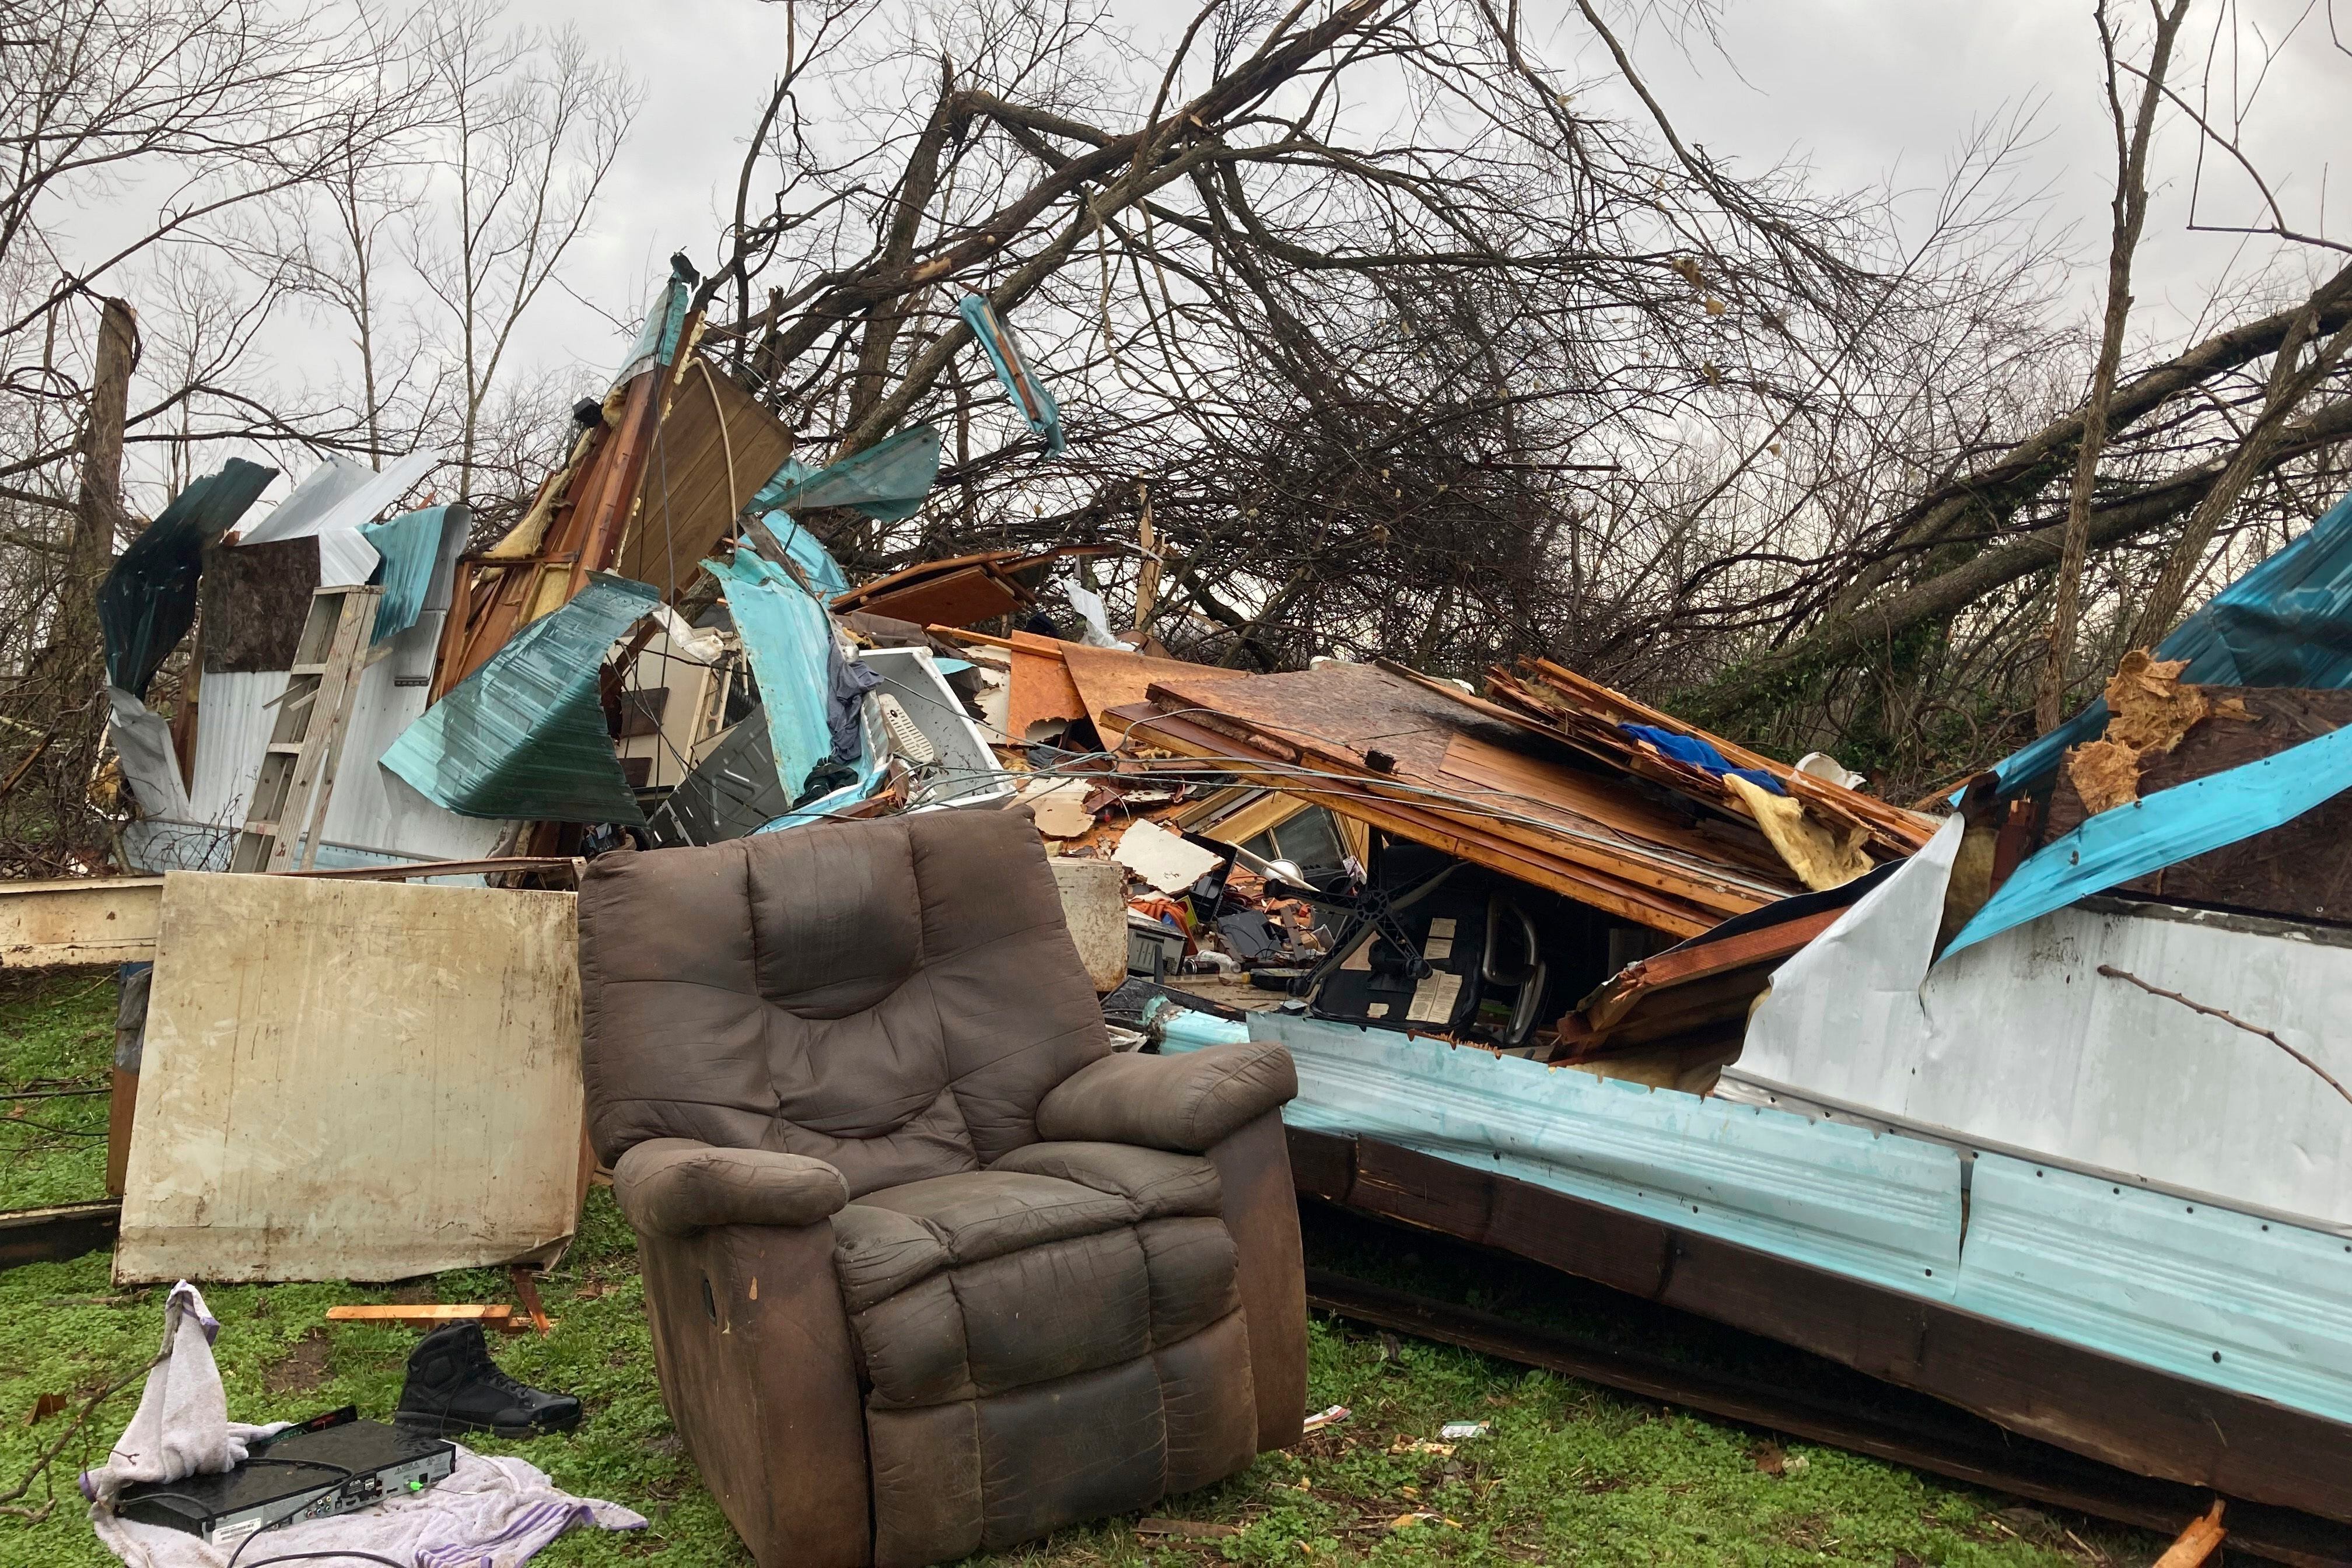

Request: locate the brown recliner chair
(578, 807), (1306, 1568)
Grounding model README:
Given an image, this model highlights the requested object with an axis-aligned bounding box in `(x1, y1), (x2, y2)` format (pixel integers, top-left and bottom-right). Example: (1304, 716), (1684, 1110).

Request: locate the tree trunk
(66, 296), (136, 687)
(2035, 0), (2189, 731)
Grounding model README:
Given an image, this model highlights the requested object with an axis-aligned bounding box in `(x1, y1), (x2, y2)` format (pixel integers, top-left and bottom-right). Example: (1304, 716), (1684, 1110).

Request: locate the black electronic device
(114, 1407), (454, 1549)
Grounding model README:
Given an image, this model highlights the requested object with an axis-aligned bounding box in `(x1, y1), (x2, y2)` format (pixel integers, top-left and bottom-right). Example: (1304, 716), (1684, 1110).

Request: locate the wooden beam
(0, 877), (163, 968)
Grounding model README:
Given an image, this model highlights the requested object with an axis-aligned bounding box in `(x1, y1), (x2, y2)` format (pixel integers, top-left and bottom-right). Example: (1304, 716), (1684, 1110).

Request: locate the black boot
(394, 1322), (582, 1438)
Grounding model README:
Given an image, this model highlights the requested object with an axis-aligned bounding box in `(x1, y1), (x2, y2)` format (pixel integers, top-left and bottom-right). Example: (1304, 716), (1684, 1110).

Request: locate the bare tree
(412, 0), (639, 497)
(2036, 0), (2192, 732)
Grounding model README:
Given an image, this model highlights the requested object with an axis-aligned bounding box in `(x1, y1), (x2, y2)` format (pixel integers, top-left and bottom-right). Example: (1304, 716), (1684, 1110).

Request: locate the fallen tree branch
(2096, 963), (2352, 1110)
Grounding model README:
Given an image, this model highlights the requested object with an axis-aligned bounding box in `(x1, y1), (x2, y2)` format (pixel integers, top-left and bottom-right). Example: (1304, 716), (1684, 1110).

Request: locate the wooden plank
(1007, 634), (1086, 740)
(1058, 641), (1248, 739)
(612, 360), (793, 601)
(859, 565), (1025, 631)
(0, 1200), (120, 1269)
(1112, 706), (1731, 935)
(2042, 688), (2352, 925)
(325, 1304), (513, 1324)
(0, 877), (163, 968)
(276, 856), (584, 884)
(1303, 1127), (2352, 1527)
(116, 873), (585, 1284)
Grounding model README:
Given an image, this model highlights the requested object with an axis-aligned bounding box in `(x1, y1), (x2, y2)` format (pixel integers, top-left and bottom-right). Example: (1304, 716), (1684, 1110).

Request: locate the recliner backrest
(580, 808), (1111, 1195)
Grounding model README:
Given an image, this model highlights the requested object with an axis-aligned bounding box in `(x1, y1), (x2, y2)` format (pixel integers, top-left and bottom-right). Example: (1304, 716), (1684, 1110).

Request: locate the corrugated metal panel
(359, 505), (463, 644)
(1738, 817), (2352, 1230)
(1958, 1155), (2352, 1426)
(1154, 1001), (2352, 1427)
(237, 449), (440, 587)
(746, 423), (940, 524)
(382, 573), (657, 825)
(1996, 486), (2352, 792)
(709, 547), (836, 804)
(126, 502), (504, 871)
(1159, 1007), (1965, 1292)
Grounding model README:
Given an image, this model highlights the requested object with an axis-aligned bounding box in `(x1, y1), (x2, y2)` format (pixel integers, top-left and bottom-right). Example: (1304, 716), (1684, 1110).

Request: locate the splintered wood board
(116, 872), (584, 1284)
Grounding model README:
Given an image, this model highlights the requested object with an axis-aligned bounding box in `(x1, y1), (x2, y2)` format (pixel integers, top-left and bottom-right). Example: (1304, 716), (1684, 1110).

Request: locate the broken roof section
(1108, 659), (1922, 937)
(383, 572), (658, 825)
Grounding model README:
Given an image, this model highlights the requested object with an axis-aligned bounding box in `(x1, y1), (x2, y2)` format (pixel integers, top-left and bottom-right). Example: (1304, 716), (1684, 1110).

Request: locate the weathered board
(0, 877), (163, 968)
(116, 872), (584, 1283)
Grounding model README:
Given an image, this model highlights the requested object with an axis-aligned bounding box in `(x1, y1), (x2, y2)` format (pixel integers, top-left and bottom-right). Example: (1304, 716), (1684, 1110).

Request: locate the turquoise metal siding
(1158, 1003), (2352, 1427)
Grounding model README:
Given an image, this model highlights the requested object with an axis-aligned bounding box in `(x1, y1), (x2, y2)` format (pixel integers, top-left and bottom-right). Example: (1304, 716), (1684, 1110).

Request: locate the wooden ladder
(228, 585), (382, 873)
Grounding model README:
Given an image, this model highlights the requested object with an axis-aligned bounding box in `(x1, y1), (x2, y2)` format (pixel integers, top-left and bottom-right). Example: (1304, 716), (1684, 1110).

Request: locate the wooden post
(68, 298), (137, 680)
(1133, 482), (1161, 633)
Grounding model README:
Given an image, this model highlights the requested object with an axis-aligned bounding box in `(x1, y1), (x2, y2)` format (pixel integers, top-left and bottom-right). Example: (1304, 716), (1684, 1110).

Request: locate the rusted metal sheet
(0, 877), (163, 968)
(114, 872), (584, 1284)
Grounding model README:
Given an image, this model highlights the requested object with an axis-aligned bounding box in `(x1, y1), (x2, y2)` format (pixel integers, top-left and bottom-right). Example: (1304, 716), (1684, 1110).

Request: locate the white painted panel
(1737, 817), (2352, 1230)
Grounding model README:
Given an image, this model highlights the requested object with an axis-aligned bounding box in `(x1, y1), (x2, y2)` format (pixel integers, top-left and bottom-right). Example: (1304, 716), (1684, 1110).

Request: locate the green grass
(0, 969), (2167, 1567)
(0, 967), (117, 1211)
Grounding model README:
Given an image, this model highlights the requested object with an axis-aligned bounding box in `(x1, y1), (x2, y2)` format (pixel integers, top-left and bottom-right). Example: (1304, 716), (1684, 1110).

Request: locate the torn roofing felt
(98, 457), (276, 698)
(381, 572), (658, 824)
(360, 505), (466, 645)
(1945, 718), (2352, 956)
(746, 422), (942, 524)
(704, 547), (844, 808)
(959, 294), (1066, 459)
(1994, 485), (2352, 794)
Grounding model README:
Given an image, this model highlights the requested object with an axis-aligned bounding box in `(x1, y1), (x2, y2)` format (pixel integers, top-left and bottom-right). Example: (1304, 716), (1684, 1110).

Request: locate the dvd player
(115, 1406), (455, 1548)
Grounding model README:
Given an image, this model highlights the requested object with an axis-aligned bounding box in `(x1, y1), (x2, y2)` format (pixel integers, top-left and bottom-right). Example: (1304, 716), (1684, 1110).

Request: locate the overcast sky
(484, 0), (2348, 395)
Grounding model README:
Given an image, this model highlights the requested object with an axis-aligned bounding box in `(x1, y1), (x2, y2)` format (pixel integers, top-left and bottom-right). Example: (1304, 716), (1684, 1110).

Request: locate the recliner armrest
(1035, 1041), (1297, 1153)
(613, 1138), (849, 1238)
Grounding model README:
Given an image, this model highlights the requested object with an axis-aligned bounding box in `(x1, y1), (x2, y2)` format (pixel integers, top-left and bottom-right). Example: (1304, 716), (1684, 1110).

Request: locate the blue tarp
(959, 294), (1066, 458)
(1620, 723), (1787, 796)
(706, 547), (859, 810)
(382, 573), (657, 824)
(98, 459), (276, 698)
(1994, 488), (2352, 793)
(358, 505), (456, 645)
(1947, 720), (2352, 956)
(747, 424), (942, 524)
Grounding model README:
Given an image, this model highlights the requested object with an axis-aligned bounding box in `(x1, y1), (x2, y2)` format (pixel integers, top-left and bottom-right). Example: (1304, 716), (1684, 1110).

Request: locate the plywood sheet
(117, 872), (583, 1283)
(1007, 633), (1086, 740)
(1059, 642), (1247, 738)
(613, 362), (794, 600)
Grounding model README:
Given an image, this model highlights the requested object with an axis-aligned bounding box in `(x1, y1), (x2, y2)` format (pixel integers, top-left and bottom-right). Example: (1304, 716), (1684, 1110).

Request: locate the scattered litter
(1388, 1438), (1455, 1457)
(24, 1392), (66, 1427)
(1301, 1404), (1351, 1432)
(1437, 1420), (1490, 1441)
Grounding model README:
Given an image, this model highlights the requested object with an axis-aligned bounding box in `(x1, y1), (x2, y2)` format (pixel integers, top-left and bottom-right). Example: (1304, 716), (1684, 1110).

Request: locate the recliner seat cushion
(579, 810), (1111, 1195)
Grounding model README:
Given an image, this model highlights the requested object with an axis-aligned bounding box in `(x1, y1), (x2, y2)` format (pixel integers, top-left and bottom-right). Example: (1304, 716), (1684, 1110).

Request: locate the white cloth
(82, 1284), (282, 1508)
(85, 1282), (645, 1568)
(93, 1446), (647, 1568)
